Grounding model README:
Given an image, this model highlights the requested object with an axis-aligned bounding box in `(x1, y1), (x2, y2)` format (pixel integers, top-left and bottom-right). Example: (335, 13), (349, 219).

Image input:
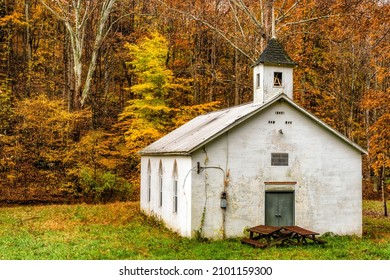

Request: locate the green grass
(0, 200), (389, 260)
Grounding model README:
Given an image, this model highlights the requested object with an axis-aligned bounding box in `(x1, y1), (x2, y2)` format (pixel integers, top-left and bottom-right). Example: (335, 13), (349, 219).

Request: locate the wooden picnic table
(283, 226), (321, 245)
(241, 225), (288, 248)
(241, 225), (325, 248)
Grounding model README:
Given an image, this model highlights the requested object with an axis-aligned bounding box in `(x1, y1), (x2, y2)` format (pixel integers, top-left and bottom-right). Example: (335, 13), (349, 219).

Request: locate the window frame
(273, 72), (283, 87)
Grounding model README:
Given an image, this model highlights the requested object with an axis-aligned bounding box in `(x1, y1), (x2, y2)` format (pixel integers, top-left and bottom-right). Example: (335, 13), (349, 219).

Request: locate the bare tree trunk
(234, 44), (239, 105)
(41, 0), (117, 110)
(80, 0), (117, 107)
(364, 108), (370, 193)
(64, 30), (75, 112)
(58, 1), (88, 110)
(193, 21), (202, 104)
(210, 31), (216, 103)
(381, 165), (388, 217)
(264, 0), (274, 41)
(24, 0), (31, 97)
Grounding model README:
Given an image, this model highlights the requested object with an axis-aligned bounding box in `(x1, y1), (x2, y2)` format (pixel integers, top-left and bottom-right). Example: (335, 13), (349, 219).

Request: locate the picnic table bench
(241, 225), (326, 248)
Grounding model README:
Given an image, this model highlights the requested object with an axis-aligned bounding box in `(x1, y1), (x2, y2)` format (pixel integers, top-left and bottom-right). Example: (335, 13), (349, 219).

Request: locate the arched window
(147, 160), (151, 202)
(172, 161), (178, 213)
(159, 160), (163, 207)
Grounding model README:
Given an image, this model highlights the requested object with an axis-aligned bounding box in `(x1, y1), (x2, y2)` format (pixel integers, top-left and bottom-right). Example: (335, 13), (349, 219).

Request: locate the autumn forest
(0, 0), (388, 205)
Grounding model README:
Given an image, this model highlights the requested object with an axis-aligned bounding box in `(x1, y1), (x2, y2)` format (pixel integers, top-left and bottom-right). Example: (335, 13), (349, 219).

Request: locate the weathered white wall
(140, 155), (193, 237)
(253, 64), (294, 103)
(190, 101), (362, 239)
(191, 142), (228, 240)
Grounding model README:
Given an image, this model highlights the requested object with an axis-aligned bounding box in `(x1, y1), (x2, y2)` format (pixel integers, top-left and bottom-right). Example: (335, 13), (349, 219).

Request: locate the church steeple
(253, 38), (296, 103)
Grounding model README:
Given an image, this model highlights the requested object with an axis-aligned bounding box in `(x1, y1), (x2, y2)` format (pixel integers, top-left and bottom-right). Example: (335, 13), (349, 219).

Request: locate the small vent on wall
(268, 120), (275, 124)
(271, 153), (289, 166)
(285, 121), (292, 124)
(275, 111), (284, 115)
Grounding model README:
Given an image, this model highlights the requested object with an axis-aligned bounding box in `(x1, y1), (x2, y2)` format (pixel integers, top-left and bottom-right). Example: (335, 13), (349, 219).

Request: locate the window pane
(159, 176), (163, 206)
(173, 180), (178, 213)
(159, 162), (163, 206)
(148, 175), (151, 202)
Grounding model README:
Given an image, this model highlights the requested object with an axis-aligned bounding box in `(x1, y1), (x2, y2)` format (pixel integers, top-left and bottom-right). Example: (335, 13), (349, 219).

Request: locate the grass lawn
(0, 200), (389, 260)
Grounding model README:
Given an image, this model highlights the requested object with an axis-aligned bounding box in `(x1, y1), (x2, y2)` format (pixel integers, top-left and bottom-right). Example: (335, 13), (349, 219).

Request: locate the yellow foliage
(9, 95), (91, 168)
(0, 12), (25, 27)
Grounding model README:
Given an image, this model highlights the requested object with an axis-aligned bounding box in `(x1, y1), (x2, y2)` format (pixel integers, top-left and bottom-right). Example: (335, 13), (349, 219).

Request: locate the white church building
(139, 38), (366, 239)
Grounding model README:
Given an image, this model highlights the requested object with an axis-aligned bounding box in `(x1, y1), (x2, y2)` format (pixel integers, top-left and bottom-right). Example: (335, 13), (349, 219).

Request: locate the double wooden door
(265, 192), (294, 226)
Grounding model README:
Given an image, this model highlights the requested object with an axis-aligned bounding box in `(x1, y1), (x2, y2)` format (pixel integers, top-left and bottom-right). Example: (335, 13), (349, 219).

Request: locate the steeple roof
(254, 38), (296, 67)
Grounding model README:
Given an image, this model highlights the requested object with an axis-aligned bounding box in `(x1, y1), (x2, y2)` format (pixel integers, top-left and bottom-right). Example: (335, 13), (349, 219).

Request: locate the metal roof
(139, 101), (264, 155)
(139, 94), (367, 156)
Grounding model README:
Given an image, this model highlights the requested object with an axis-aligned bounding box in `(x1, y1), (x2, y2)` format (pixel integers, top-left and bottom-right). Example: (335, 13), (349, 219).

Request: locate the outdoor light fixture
(220, 191), (227, 209)
(279, 129), (283, 134)
(197, 162), (204, 174)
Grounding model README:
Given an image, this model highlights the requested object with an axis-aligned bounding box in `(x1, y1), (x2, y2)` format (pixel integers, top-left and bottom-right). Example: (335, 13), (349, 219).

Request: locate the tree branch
(227, 0), (246, 38)
(276, 0), (301, 22)
(40, 0), (68, 22)
(281, 13), (347, 27)
(156, 0), (254, 63)
(233, 0), (264, 33)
